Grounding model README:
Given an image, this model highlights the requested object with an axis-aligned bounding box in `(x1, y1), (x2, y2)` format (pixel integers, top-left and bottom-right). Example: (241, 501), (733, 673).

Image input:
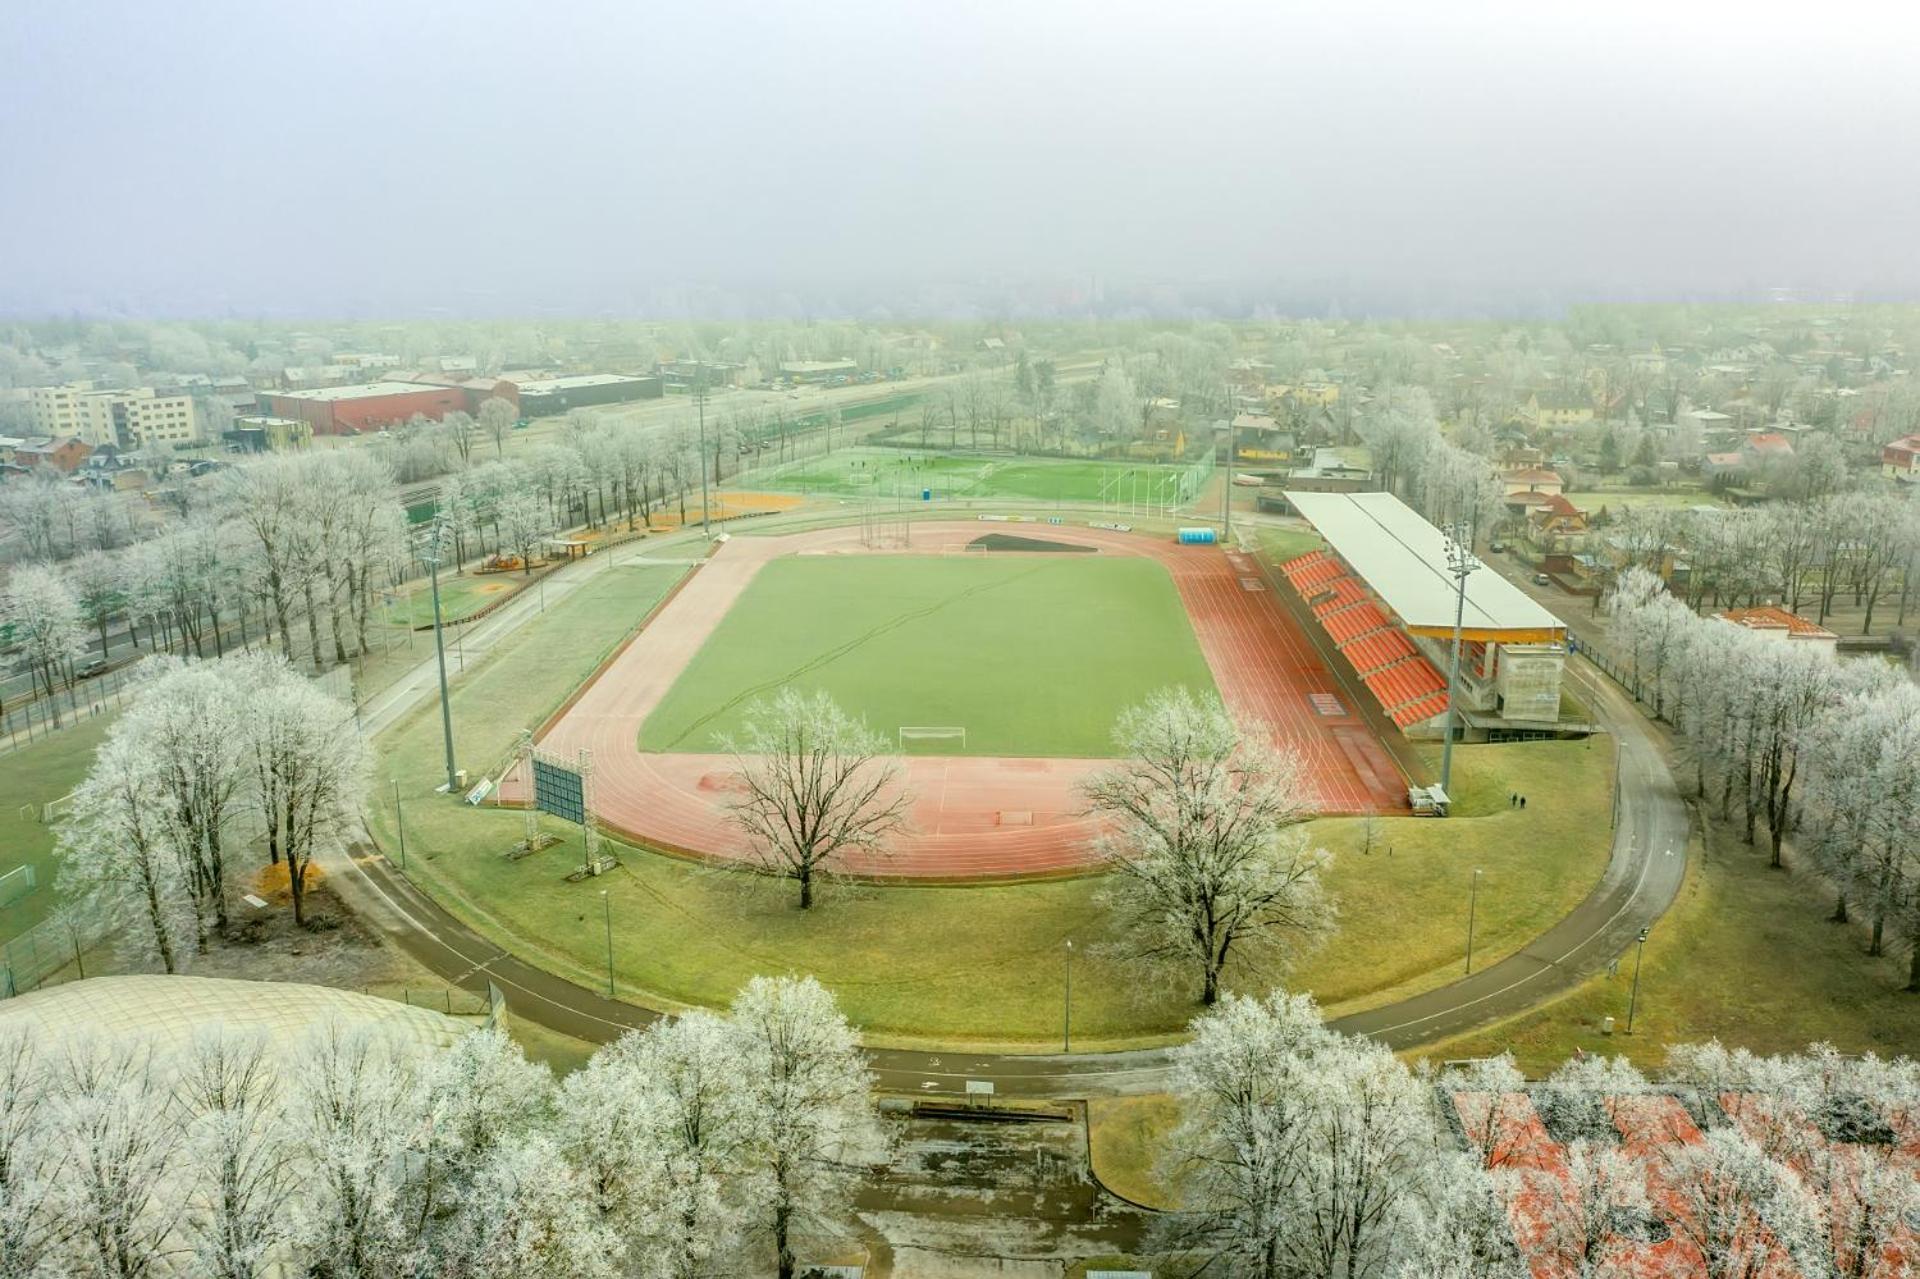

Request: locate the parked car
(1532, 572), (1552, 586)
(78, 658), (111, 679)
(1488, 540), (1507, 553)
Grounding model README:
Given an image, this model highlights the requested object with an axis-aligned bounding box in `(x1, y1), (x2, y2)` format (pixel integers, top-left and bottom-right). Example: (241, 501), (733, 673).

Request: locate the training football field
(638, 554), (1218, 757)
(756, 448), (1192, 505)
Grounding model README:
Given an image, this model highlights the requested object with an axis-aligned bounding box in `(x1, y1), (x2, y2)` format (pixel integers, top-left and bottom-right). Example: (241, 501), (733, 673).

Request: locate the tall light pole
(1063, 939), (1074, 1052)
(694, 368), (712, 536)
(1625, 926), (1649, 1033)
(601, 890), (615, 998)
(1439, 522), (1481, 798)
(1222, 390), (1235, 538)
(1464, 867), (1482, 974)
(420, 517), (459, 795)
(392, 779), (407, 869)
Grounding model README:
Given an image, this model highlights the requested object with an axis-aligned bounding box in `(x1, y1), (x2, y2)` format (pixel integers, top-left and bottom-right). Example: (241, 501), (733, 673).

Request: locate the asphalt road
(326, 510), (1691, 1096)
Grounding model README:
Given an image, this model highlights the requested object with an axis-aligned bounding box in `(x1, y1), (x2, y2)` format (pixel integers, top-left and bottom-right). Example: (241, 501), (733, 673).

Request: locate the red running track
(498, 522), (1406, 880)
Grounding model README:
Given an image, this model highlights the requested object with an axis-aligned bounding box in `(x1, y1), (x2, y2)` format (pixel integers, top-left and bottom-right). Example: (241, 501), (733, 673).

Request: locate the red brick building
(11, 436), (93, 473)
(261, 381), (470, 436)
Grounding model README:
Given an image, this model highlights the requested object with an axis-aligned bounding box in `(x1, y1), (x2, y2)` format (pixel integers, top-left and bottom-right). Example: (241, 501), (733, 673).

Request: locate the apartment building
(30, 382), (200, 448)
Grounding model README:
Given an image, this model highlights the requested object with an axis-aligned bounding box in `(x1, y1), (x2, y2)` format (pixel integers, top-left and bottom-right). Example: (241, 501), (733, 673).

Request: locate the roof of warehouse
(514, 373), (656, 393)
(270, 380), (454, 402)
(1283, 490), (1564, 636)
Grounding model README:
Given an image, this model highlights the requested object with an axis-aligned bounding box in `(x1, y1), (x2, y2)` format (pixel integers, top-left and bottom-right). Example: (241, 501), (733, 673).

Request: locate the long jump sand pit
(499, 521), (1406, 881)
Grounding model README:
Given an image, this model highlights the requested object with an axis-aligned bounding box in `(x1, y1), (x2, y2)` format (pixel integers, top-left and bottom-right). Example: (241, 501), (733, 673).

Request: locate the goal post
(898, 726), (966, 752)
(0, 865), (36, 909)
(39, 792), (76, 825)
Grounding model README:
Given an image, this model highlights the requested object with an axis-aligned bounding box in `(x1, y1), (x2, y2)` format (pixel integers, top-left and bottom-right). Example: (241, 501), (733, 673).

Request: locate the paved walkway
(326, 506), (1692, 1096)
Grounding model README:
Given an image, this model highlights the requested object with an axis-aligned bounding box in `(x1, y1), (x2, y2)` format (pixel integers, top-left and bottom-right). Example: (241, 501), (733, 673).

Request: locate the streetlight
(420, 517), (459, 795)
(1439, 522), (1482, 798)
(694, 368), (712, 536)
(392, 779), (407, 869)
(1063, 939), (1074, 1053)
(1464, 868), (1482, 974)
(1625, 927), (1649, 1033)
(601, 890), (615, 999)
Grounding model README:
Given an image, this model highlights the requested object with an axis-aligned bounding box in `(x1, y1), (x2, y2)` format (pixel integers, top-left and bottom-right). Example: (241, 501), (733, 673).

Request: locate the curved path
(330, 509), (1691, 1096)
(496, 521), (1404, 879)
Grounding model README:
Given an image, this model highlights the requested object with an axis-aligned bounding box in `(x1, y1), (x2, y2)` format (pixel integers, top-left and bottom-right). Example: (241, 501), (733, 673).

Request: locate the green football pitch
(638, 554), (1218, 758)
(755, 448), (1193, 505)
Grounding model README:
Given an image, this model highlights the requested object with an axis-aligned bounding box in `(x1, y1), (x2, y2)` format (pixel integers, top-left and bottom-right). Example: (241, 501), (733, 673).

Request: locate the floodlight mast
(421, 515), (459, 795)
(1438, 521), (1481, 798)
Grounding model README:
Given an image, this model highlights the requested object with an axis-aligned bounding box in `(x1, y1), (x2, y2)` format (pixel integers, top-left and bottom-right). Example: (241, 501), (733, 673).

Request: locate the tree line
(1608, 568), (1920, 988)
(1164, 989), (1919, 1277)
(0, 974), (880, 1279)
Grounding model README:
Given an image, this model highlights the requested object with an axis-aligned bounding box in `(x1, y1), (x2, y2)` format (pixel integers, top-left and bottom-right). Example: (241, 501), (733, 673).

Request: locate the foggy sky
(3, 0), (1917, 319)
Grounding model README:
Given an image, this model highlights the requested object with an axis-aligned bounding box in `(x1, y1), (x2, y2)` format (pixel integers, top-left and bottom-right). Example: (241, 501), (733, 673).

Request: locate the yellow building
(34, 382), (200, 448)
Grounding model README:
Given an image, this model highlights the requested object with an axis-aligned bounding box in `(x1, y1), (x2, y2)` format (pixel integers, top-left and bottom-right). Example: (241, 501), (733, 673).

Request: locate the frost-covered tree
(123, 660), (248, 940)
(728, 976), (884, 1279)
(721, 689), (910, 909)
(493, 487), (549, 576)
(45, 1039), (185, 1279)
(58, 733), (197, 973)
(1162, 990), (1469, 1277)
(294, 1024), (417, 1279)
(0, 1032), (61, 1279)
(1091, 365), (1141, 440)
(477, 396), (517, 461)
(1082, 688), (1330, 1004)
(231, 655), (373, 926)
(1657, 1127), (1826, 1279)
(5, 563), (84, 724)
(557, 1013), (755, 1279)
(173, 1028), (297, 1279)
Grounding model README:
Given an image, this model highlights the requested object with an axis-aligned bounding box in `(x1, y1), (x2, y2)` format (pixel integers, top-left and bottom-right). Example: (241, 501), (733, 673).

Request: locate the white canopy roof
(1283, 490), (1564, 639)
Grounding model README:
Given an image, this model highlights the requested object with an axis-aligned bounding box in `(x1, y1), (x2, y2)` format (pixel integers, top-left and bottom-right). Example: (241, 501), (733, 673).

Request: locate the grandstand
(1279, 491), (1568, 738)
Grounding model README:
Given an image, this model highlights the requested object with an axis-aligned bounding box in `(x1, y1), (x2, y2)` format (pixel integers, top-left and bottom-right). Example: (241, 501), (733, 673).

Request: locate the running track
(500, 522), (1406, 879)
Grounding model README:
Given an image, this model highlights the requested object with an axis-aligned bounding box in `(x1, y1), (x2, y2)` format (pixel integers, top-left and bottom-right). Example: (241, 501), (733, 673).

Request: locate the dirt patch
(192, 879), (443, 991)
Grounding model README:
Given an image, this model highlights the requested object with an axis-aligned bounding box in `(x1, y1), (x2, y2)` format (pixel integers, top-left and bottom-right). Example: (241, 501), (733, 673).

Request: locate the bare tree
(1082, 688), (1331, 1004)
(721, 689), (910, 909)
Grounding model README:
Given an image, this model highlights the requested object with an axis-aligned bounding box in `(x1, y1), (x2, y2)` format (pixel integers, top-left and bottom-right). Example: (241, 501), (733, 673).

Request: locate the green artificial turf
(638, 554), (1218, 757)
(0, 716), (116, 945)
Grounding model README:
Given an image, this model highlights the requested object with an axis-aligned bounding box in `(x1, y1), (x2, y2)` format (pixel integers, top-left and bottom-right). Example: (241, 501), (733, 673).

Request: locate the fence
(0, 911), (106, 999)
(0, 663), (143, 758)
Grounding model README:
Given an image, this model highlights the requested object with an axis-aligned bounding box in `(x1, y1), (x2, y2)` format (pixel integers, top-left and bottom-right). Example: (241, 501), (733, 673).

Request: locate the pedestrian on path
(1520, 795), (1527, 809)
(1509, 792), (1517, 808)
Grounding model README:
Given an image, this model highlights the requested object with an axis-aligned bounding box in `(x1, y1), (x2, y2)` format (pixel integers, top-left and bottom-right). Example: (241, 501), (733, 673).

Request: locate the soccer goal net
(39, 792), (76, 825)
(898, 726), (966, 752)
(0, 865), (38, 909)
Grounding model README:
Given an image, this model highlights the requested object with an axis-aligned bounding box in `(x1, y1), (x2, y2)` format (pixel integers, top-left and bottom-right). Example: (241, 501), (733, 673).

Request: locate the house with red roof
(1738, 432), (1794, 468)
(1712, 606), (1838, 654)
(1883, 433), (1920, 484)
(1500, 466), (1563, 497)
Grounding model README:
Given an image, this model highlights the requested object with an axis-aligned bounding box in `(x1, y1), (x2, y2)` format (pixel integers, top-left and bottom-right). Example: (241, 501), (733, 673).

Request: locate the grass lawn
(639, 555), (1218, 758)
(1294, 739), (1614, 1017)
(388, 572), (524, 627)
(0, 716), (117, 945)
(757, 447), (1190, 505)
(1088, 1094), (1182, 1209)
(380, 560), (1611, 1045)
(1254, 525), (1325, 563)
(1418, 813), (1920, 1074)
